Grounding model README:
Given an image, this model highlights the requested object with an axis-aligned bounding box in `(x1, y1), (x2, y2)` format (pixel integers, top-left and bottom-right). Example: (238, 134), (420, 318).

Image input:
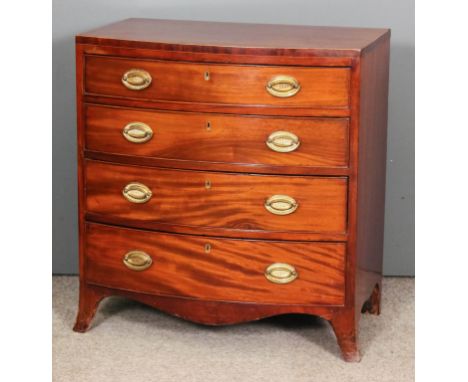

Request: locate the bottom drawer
(85, 223), (346, 305)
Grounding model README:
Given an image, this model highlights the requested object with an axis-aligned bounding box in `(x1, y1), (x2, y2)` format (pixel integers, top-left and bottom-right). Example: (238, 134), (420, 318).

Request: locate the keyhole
(204, 71), (210, 81)
(205, 180), (212, 190)
(204, 243), (211, 253)
(206, 121), (211, 131)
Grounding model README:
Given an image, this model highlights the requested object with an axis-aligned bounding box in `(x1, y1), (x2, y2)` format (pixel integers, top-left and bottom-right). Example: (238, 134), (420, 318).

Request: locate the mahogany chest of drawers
(73, 18), (390, 362)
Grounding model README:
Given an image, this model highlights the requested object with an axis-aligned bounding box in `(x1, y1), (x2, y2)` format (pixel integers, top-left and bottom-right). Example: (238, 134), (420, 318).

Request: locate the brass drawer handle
(266, 75), (301, 98)
(265, 195), (298, 215)
(122, 182), (152, 203)
(265, 263), (298, 284)
(123, 250), (152, 271)
(266, 131), (300, 153)
(123, 122), (153, 143)
(122, 69), (152, 90)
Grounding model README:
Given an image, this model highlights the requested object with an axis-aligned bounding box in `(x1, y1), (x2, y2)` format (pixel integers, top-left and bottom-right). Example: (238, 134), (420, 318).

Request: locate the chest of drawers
(73, 18), (390, 362)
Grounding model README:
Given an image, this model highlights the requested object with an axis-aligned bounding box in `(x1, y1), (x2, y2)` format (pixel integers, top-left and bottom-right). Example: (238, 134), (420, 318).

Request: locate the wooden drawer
(85, 223), (346, 305)
(84, 56), (350, 108)
(85, 104), (349, 168)
(85, 160), (348, 235)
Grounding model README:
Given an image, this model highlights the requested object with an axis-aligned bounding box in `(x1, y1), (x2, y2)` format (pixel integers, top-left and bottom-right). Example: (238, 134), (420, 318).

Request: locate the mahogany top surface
(76, 18), (390, 57)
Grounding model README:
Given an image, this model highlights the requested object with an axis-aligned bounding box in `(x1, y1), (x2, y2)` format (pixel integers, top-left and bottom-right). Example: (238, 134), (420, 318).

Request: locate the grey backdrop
(53, 0), (414, 275)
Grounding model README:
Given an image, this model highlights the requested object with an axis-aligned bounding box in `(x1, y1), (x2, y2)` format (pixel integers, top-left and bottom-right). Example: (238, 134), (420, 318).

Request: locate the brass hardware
(205, 180), (212, 190)
(206, 121), (212, 131)
(123, 250), (153, 271)
(266, 131), (300, 153)
(204, 71), (210, 81)
(265, 263), (298, 284)
(266, 75), (301, 98)
(123, 122), (153, 143)
(264, 195), (298, 215)
(204, 243), (211, 253)
(122, 182), (152, 204)
(122, 69), (152, 90)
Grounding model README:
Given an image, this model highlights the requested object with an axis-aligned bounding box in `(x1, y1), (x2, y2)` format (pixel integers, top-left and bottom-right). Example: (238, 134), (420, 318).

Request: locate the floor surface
(53, 276), (414, 382)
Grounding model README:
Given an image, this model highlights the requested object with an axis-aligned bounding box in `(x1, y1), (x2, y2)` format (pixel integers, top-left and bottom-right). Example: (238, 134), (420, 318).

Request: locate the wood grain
(85, 223), (346, 305)
(84, 55), (350, 108)
(84, 150), (351, 177)
(73, 280), (106, 332)
(83, 94), (352, 118)
(85, 103), (349, 169)
(84, 160), (348, 235)
(76, 45), (87, 286)
(73, 282), (341, 332)
(81, 43), (356, 67)
(76, 18), (389, 57)
(354, 34), (390, 317)
(73, 19), (391, 362)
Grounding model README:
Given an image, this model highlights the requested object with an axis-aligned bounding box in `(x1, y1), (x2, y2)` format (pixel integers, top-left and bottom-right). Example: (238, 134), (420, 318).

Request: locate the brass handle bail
(123, 122), (153, 143)
(266, 131), (300, 153)
(123, 250), (153, 271)
(265, 263), (298, 284)
(122, 182), (152, 203)
(266, 75), (301, 98)
(122, 69), (152, 90)
(264, 195), (298, 215)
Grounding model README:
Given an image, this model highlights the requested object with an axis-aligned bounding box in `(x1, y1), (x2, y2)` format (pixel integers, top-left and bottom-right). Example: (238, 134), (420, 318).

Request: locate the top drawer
(84, 56), (350, 108)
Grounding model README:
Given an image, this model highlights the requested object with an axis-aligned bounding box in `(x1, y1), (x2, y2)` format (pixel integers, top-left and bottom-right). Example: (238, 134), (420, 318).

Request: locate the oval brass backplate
(123, 250), (152, 271)
(122, 182), (152, 204)
(264, 195), (298, 215)
(266, 131), (300, 153)
(265, 263), (298, 284)
(266, 75), (301, 98)
(121, 69), (152, 90)
(123, 122), (153, 143)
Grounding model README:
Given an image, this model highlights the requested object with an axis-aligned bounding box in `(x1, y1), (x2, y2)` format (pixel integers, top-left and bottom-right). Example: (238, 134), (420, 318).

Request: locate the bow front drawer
(84, 56), (350, 108)
(85, 104), (349, 169)
(85, 223), (346, 305)
(84, 160), (348, 236)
